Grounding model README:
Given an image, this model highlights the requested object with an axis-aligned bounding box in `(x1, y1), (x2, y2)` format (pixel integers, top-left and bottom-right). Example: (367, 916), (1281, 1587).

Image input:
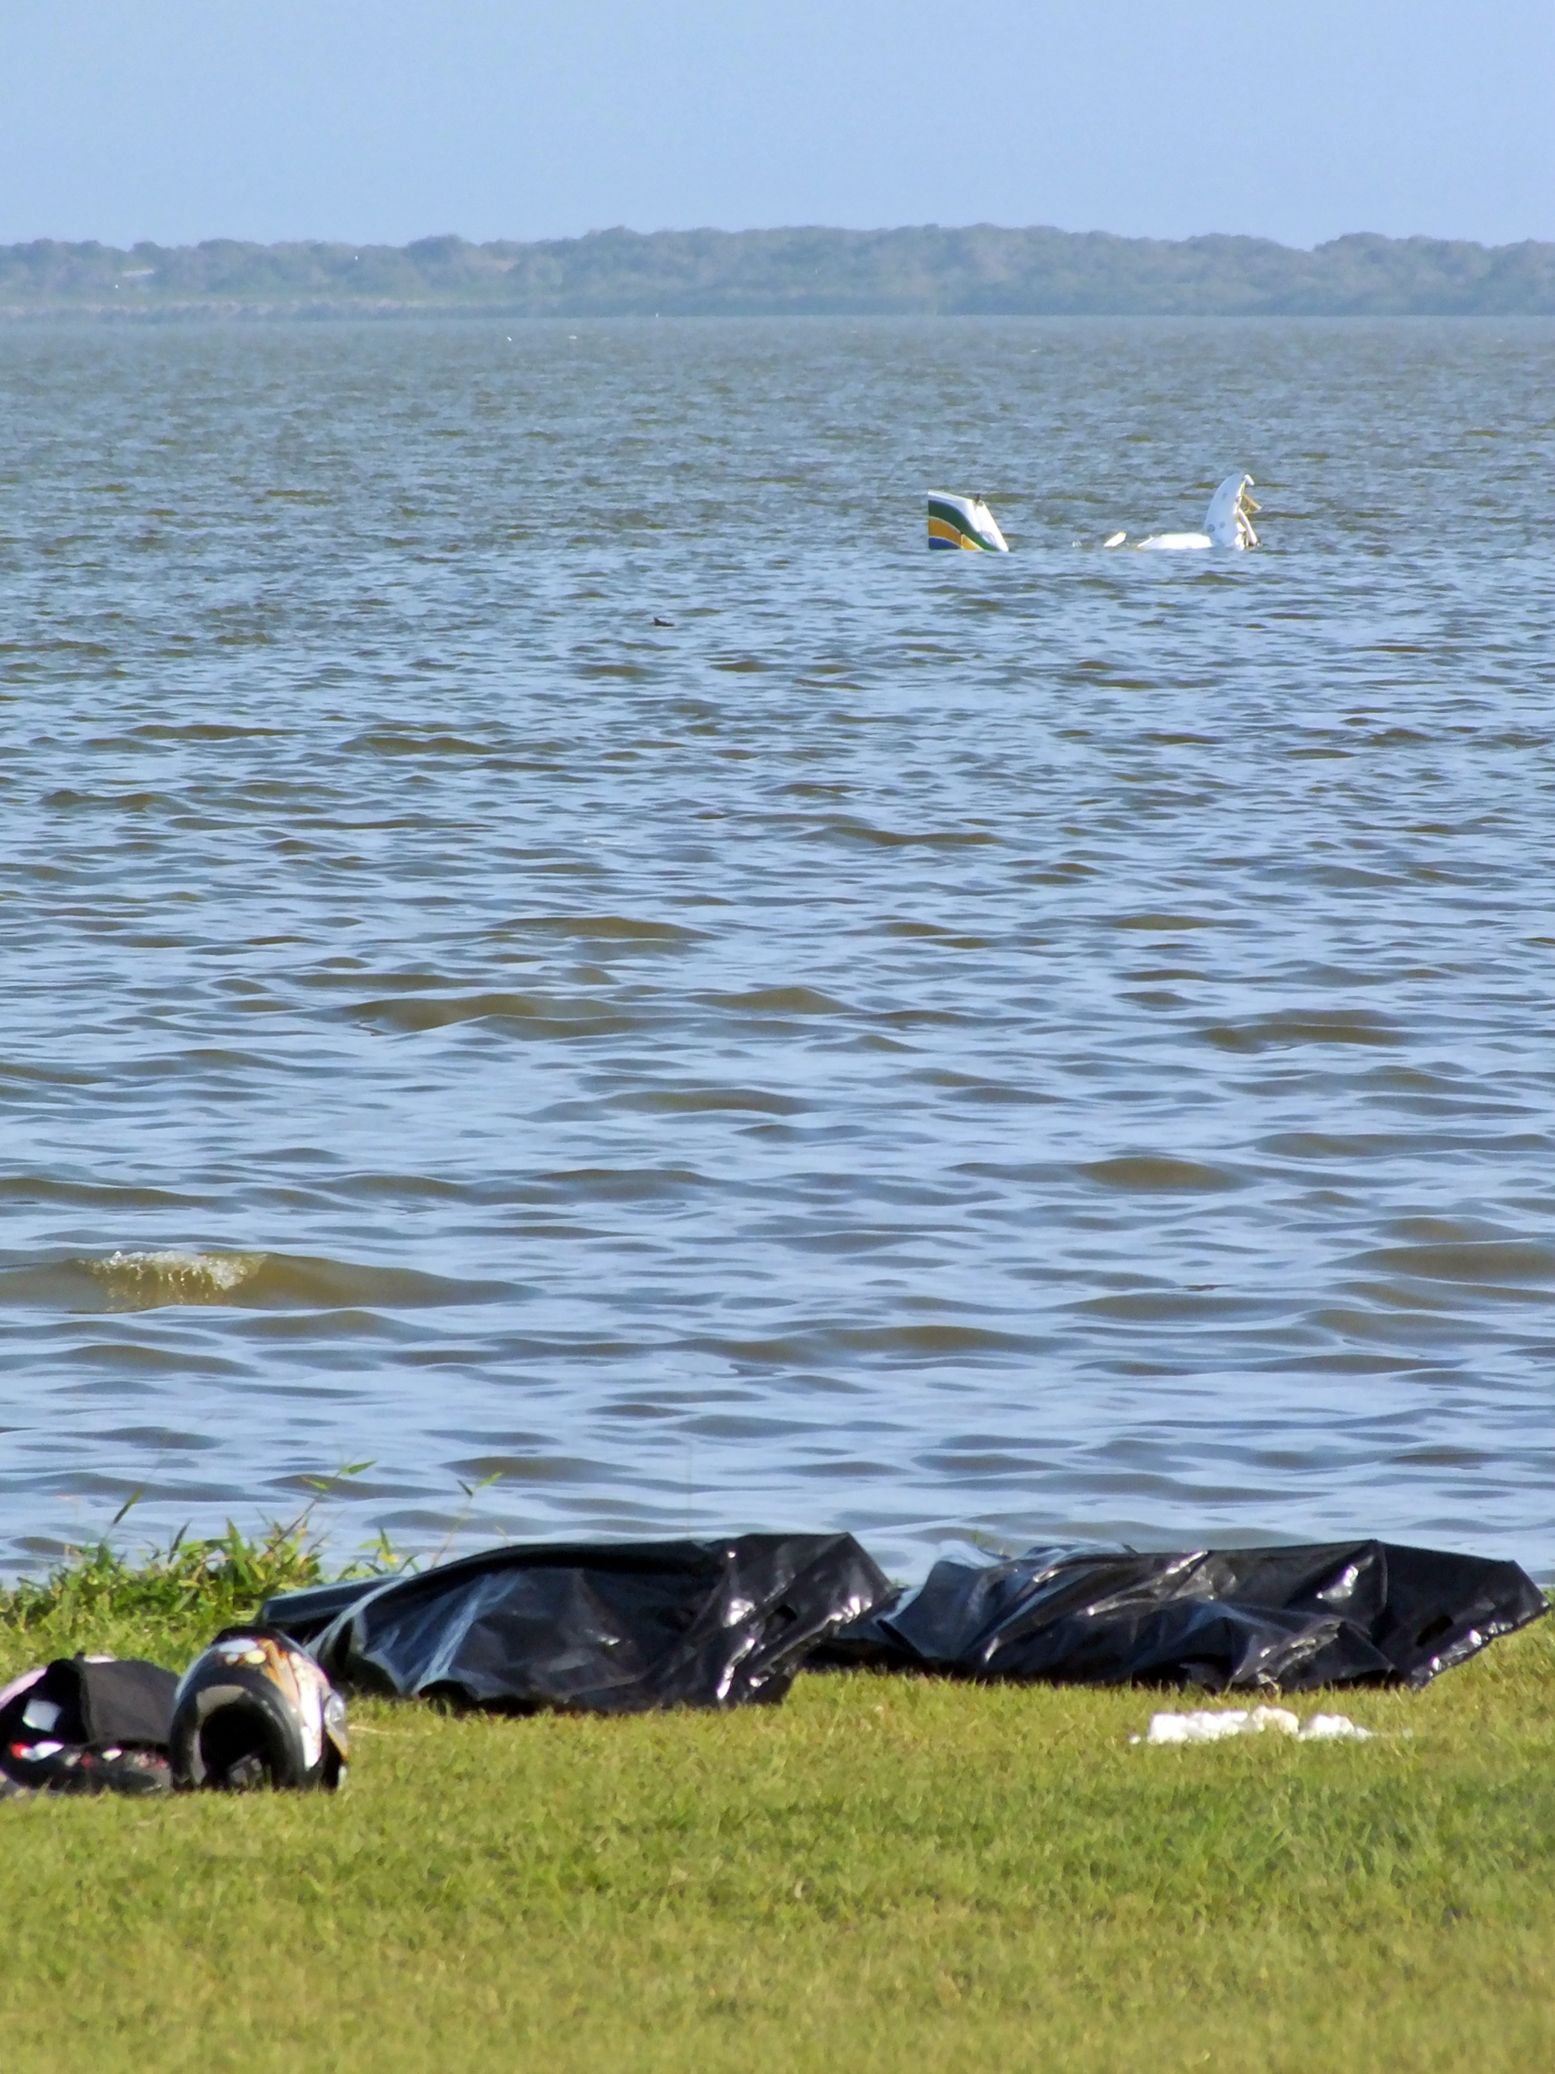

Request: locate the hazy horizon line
(9, 223), (1555, 257)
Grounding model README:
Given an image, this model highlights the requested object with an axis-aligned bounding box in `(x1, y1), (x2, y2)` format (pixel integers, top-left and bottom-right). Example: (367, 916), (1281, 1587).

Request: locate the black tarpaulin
(262, 1532), (890, 1713)
(821, 1539), (1547, 1692)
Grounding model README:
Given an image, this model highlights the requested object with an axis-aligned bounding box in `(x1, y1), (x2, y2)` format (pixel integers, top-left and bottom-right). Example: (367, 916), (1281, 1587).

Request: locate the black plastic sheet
(263, 1532), (890, 1713)
(822, 1539), (1546, 1692)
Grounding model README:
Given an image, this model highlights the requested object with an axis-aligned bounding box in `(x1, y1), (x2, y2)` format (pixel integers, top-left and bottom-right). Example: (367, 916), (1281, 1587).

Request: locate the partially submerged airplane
(926, 492), (1010, 553)
(1102, 473), (1259, 552)
(925, 474), (1260, 555)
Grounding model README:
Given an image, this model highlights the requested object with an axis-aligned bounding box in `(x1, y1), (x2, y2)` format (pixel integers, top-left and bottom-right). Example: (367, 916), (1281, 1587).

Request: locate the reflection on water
(1, 316), (1553, 1577)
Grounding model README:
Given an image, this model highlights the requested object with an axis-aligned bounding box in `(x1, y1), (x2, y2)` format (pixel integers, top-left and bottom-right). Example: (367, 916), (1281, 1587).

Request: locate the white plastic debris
(1300, 1713), (1374, 1742)
(1133, 1706), (1372, 1745)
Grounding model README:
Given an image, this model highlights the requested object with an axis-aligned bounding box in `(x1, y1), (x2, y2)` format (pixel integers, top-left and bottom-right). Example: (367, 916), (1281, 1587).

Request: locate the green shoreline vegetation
(4, 225), (1555, 320)
(2, 1521), (1552, 2070)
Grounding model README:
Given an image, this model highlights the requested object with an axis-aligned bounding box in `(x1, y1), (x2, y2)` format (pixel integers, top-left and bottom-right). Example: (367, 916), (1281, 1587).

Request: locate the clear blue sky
(4, 1), (1551, 250)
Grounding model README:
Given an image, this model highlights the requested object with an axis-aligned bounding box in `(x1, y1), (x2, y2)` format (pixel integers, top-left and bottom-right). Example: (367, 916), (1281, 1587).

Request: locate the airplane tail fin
(927, 493), (1010, 553)
(1203, 474), (1259, 549)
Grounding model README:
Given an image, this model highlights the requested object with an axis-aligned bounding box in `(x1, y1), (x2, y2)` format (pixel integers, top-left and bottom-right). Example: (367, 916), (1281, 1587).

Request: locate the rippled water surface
(3, 315), (1553, 1578)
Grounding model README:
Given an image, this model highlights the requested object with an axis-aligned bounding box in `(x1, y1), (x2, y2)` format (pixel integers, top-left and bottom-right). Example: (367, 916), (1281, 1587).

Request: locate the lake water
(2, 315), (1552, 1581)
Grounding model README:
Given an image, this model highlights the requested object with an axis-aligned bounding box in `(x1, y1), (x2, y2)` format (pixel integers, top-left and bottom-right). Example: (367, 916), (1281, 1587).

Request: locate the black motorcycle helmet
(171, 1628), (348, 1791)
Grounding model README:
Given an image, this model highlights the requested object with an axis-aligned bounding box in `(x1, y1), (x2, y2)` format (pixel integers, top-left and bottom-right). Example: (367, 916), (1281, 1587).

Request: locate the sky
(3, 1), (1552, 251)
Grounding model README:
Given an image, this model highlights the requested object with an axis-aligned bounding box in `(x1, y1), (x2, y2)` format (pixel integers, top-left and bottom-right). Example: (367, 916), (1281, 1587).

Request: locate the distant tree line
(2, 225), (1552, 317)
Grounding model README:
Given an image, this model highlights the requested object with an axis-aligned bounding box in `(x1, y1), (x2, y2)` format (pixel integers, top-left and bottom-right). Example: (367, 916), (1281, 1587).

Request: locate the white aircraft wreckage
(927, 476), (1260, 556)
(926, 492), (1011, 553)
(1102, 473), (1259, 552)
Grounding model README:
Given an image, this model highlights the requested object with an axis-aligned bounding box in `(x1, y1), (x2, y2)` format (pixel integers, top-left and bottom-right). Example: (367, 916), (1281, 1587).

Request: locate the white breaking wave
(87, 1248), (265, 1305)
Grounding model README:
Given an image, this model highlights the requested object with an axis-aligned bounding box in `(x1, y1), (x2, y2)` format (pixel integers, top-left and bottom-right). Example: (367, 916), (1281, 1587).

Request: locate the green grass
(3, 1533), (1553, 2073)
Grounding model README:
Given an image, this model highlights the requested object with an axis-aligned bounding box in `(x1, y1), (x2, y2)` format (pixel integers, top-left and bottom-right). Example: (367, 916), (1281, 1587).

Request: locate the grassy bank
(2, 1535), (1553, 2073)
